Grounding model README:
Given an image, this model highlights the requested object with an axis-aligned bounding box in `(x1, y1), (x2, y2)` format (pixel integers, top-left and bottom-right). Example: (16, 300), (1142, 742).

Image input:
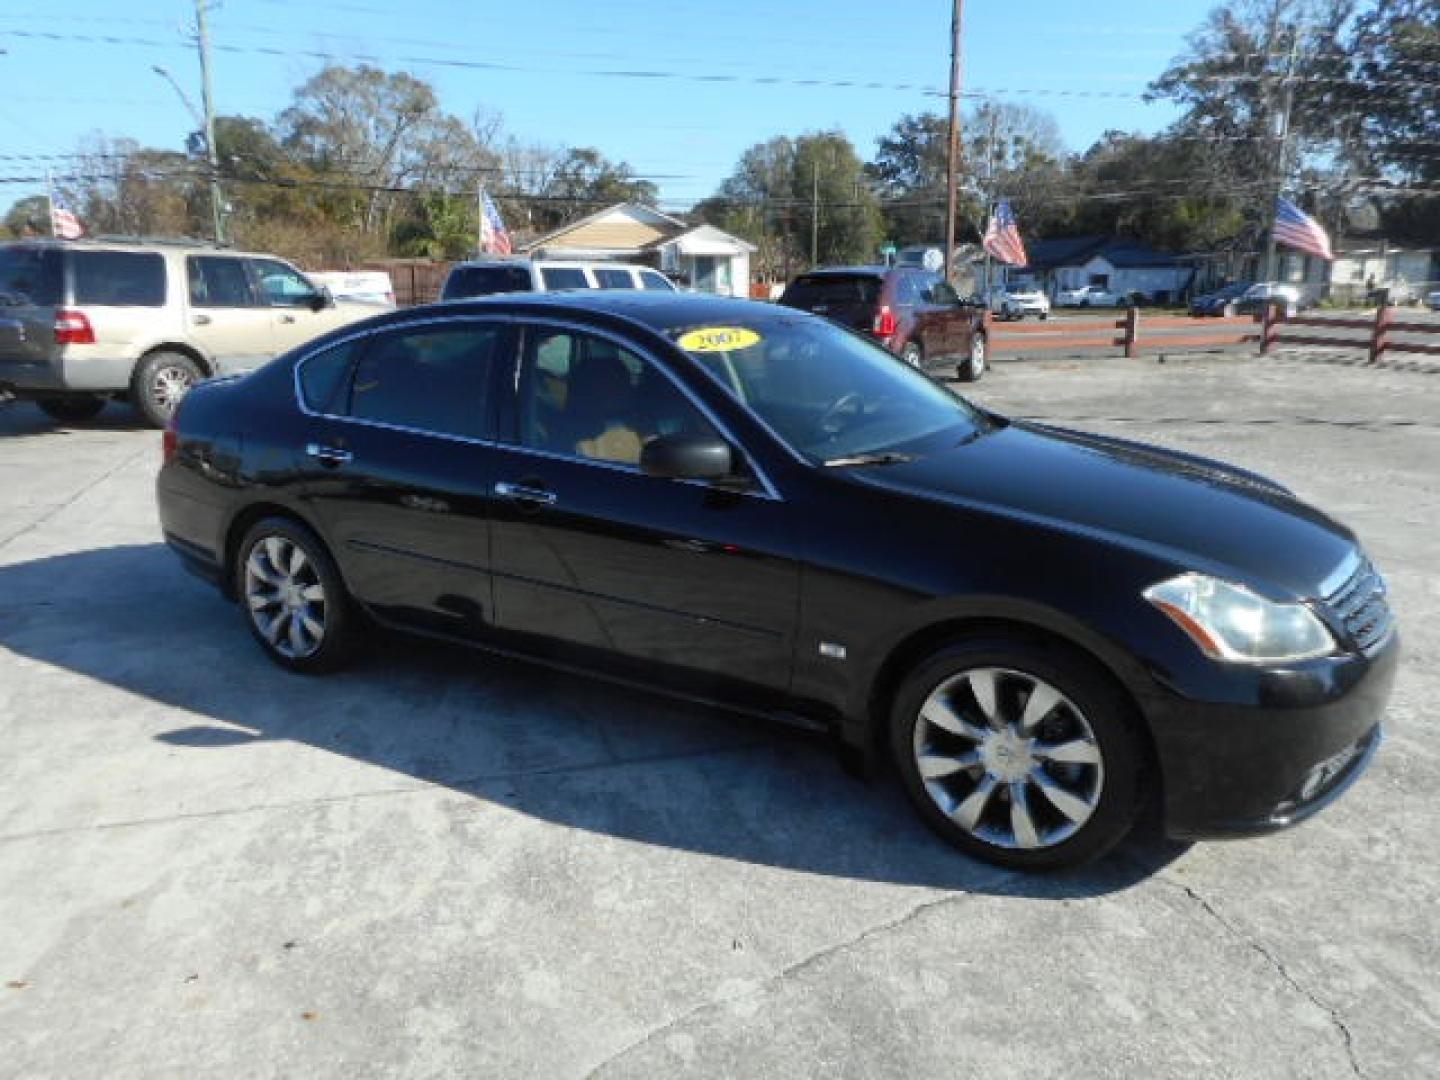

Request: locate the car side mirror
(640, 433), (734, 482)
(309, 286), (333, 312)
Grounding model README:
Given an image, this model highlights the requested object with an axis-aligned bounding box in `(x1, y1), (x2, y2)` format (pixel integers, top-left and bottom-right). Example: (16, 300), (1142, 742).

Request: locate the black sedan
(157, 292), (1397, 870)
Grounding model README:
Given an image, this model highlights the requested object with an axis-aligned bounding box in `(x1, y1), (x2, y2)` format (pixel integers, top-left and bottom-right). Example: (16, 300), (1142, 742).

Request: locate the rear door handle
(192, 314), (212, 326)
(494, 481), (556, 507)
(279, 314), (296, 324)
(305, 442), (353, 467)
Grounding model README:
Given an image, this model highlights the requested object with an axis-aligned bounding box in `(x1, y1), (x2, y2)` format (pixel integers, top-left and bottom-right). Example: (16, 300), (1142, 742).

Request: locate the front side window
(639, 271), (675, 292)
(516, 328), (718, 467)
(251, 258), (319, 307)
(671, 314), (985, 463)
(539, 267), (590, 291)
(72, 251), (166, 307)
(0, 246), (62, 306)
(188, 256), (259, 308)
(593, 267), (635, 290)
(344, 325), (502, 439)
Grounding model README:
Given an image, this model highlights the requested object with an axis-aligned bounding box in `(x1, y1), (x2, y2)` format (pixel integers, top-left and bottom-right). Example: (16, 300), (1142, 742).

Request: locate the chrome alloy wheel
(243, 535), (327, 659)
(969, 334), (987, 377)
(151, 363), (195, 416)
(912, 667), (1104, 850)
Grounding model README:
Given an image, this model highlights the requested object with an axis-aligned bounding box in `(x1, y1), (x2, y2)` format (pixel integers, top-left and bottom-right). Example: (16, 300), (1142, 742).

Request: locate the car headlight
(1143, 573), (1336, 663)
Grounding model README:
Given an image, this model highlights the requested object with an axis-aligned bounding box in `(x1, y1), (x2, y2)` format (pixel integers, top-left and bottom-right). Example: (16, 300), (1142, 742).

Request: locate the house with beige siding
(521, 203), (755, 298)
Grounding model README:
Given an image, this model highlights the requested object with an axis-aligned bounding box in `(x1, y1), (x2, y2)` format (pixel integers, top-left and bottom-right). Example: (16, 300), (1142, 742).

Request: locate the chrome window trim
(290, 311), (782, 501)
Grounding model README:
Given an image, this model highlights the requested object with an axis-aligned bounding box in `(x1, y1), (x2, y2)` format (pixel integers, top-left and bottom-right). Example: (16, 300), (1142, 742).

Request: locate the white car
(307, 271), (396, 308)
(990, 287), (1050, 320)
(1056, 284), (1123, 308)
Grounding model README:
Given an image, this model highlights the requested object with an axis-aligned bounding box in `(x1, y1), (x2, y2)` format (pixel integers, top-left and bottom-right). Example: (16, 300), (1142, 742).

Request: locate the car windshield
(668, 314), (987, 463)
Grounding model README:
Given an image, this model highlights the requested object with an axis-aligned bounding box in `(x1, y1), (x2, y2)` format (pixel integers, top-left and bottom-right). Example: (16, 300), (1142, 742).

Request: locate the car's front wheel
(956, 334), (986, 382)
(235, 517), (357, 673)
(890, 638), (1142, 870)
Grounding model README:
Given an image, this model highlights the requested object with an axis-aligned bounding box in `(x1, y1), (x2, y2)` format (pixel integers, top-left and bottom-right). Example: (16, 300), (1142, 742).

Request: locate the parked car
(1189, 282), (1253, 317)
(157, 291), (1396, 871)
(0, 239), (379, 426)
(307, 271), (396, 307)
(989, 286), (1051, 321)
(1234, 282), (1306, 317)
(779, 265), (987, 380)
(1056, 284), (1123, 308)
(1429, 289), (1440, 312)
(441, 259), (675, 300)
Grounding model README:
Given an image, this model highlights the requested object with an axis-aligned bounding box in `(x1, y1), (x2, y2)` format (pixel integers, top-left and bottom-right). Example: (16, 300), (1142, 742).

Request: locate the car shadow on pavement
(0, 543), (1190, 898)
(0, 400), (152, 436)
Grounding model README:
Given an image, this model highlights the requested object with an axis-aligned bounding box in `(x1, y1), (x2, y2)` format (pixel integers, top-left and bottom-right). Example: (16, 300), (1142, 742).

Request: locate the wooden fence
(1261, 303), (1440, 364)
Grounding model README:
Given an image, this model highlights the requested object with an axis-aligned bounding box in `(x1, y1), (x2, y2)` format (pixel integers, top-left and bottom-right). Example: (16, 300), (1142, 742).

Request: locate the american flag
(50, 201), (84, 240)
(983, 200), (1027, 267)
(480, 191), (512, 256)
(1273, 197), (1333, 261)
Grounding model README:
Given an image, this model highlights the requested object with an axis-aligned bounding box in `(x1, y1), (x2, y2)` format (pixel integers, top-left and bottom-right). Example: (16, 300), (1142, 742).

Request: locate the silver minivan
(0, 240), (382, 426)
(440, 258), (677, 301)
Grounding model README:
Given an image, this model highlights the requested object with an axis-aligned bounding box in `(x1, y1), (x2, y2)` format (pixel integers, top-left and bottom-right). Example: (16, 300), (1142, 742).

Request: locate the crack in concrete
(0, 444), (149, 553)
(584, 890), (977, 1078)
(1162, 875), (1364, 1078)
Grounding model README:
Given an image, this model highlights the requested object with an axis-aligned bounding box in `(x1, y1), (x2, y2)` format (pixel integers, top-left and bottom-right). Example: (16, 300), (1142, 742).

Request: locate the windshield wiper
(823, 451), (916, 468)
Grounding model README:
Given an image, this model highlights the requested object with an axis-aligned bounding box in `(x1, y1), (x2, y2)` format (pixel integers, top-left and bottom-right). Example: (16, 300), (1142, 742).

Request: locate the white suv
(0, 239), (383, 426)
(440, 259), (676, 300)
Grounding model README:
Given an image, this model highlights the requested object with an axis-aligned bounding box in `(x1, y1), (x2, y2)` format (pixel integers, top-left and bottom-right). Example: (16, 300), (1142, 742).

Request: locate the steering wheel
(817, 390), (865, 437)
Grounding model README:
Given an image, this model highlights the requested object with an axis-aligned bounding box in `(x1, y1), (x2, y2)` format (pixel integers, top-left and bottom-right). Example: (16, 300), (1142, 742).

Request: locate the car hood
(848, 420), (1355, 599)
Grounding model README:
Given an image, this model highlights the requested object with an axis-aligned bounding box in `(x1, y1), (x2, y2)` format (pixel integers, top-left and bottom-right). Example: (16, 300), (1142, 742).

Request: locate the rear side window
(781, 275), (881, 308)
(345, 325), (503, 439)
(593, 267), (635, 289)
(0, 246), (62, 306)
(539, 267), (589, 291)
(441, 265), (532, 299)
(188, 256), (260, 307)
(72, 251), (166, 307)
(298, 340), (358, 414)
(639, 271), (675, 292)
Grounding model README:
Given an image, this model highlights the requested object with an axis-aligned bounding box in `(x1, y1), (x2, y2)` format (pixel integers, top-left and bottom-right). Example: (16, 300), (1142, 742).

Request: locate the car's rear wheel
(956, 334), (986, 382)
(901, 341), (924, 369)
(890, 638), (1142, 870)
(37, 395), (106, 423)
(132, 350), (203, 428)
(236, 517), (357, 673)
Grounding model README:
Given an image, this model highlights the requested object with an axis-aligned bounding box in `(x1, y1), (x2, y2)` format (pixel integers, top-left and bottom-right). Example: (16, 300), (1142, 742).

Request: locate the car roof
(792, 266), (891, 279)
(0, 238), (285, 259)
(410, 290), (805, 337)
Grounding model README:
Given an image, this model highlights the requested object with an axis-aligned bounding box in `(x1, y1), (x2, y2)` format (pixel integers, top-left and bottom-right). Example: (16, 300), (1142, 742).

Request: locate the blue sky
(0, 0), (1214, 211)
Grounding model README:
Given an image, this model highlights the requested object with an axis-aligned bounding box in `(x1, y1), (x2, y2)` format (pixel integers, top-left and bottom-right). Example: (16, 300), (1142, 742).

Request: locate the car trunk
(780, 274), (882, 332)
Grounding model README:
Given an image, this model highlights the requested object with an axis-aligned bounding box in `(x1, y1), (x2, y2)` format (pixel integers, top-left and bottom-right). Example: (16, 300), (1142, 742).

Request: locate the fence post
(1259, 301), (1280, 355)
(1123, 306), (1140, 359)
(1368, 303), (1392, 365)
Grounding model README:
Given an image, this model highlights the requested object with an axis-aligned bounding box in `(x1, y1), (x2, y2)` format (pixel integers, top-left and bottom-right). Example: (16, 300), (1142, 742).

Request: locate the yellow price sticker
(676, 326), (762, 353)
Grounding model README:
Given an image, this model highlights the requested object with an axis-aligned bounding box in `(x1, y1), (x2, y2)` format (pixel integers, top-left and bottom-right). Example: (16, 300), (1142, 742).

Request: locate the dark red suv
(779, 266), (987, 381)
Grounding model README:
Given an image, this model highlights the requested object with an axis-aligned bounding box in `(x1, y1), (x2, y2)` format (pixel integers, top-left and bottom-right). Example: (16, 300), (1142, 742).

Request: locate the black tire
(37, 396), (106, 423)
(901, 341), (924, 369)
(889, 636), (1142, 871)
(234, 516), (358, 674)
(131, 350), (204, 428)
(956, 334), (986, 383)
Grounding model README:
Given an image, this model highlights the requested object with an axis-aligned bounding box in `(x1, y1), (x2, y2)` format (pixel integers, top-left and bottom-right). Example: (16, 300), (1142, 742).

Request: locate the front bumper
(1150, 633), (1399, 839)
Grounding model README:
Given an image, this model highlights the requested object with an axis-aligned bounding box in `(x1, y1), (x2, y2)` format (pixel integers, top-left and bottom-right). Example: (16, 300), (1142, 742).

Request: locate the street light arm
(152, 64), (206, 135)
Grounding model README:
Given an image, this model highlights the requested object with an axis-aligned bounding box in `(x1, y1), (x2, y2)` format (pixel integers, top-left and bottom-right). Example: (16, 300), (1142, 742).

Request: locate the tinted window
(781, 274), (882, 308)
(0, 246), (62, 306)
(639, 271), (675, 292)
(251, 258), (318, 307)
(347, 325), (501, 439)
(539, 267), (590, 291)
(441, 265), (533, 299)
(895, 274), (921, 305)
(516, 329), (718, 467)
(298, 340), (358, 414)
(72, 251), (166, 307)
(594, 267), (635, 289)
(188, 256), (259, 307)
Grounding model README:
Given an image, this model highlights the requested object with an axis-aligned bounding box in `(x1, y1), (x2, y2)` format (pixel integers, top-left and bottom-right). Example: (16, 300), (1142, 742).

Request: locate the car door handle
(279, 314), (296, 324)
(305, 442), (353, 467)
(494, 481), (556, 507)
(192, 314), (212, 326)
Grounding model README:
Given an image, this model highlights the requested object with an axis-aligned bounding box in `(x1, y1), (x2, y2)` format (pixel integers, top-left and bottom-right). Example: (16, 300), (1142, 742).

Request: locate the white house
(521, 203), (755, 298)
(1011, 237), (1197, 303)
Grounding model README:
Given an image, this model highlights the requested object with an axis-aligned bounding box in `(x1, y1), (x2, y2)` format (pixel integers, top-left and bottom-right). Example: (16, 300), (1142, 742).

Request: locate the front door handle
(494, 480), (556, 507)
(305, 442), (353, 467)
(279, 314), (296, 324)
(193, 314), (212, 326)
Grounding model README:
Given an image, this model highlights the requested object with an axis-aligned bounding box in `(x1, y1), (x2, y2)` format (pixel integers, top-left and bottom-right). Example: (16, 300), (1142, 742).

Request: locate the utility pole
(943, 0), (965, 285)
(1263, 16), (1301, 283)
(982, 104), (998, 297)
(811, 162), (819, 267)
(194, 0), (225, 245)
